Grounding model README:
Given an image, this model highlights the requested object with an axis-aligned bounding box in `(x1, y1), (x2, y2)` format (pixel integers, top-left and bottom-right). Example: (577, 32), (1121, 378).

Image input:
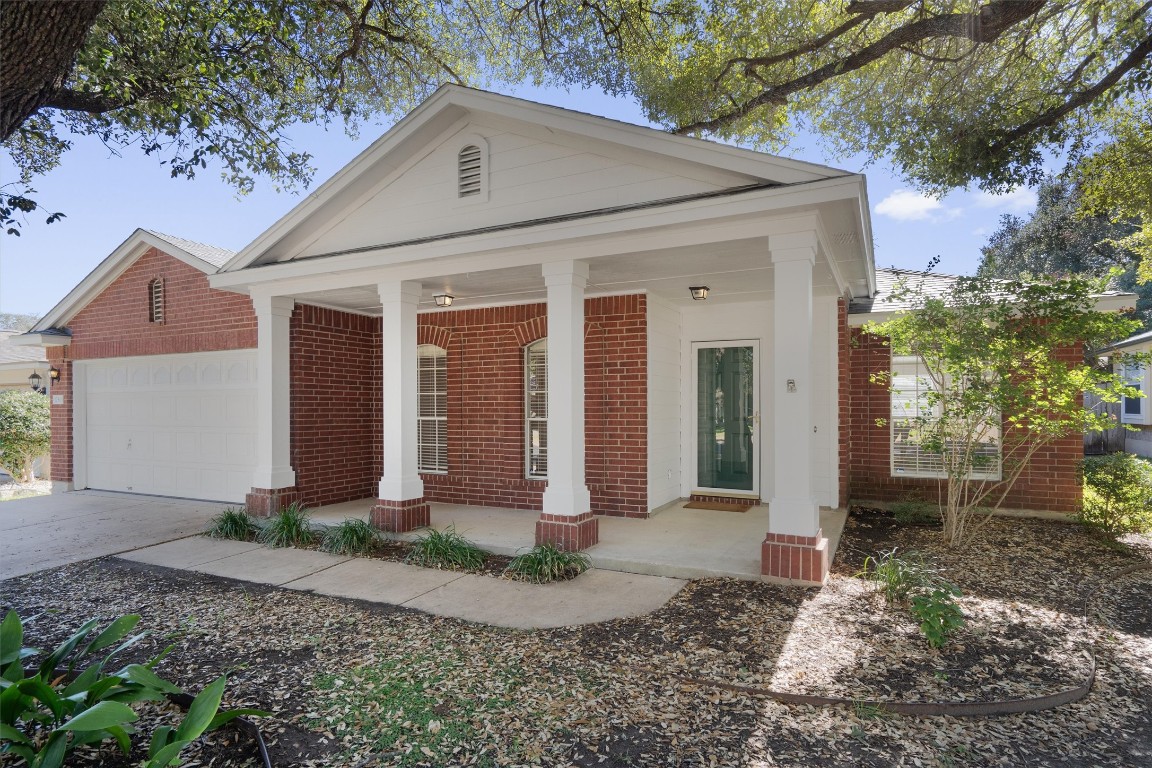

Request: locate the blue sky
(0, 83), (1039, 318)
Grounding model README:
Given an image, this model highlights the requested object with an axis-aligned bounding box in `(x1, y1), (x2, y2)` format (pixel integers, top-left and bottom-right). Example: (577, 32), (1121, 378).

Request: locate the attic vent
(458, 145), (482, 197)
(148, 278), (165, 324)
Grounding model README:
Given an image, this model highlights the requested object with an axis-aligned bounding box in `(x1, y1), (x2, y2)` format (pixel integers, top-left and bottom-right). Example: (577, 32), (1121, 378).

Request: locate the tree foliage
(0, 389), (50, 483)
(866, 273), (1146, 546)
(978, 176), (1151, 328)
(1, 0), (681, 230)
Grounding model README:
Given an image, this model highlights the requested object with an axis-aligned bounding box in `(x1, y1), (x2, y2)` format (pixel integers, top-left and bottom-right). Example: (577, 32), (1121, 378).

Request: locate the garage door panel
(82, 351), (257, 503)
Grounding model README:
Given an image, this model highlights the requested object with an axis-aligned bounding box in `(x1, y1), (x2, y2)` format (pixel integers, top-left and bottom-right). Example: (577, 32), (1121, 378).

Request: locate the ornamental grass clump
(204, 507), (258, 541)
(320, 518), (380, 556)
(858, 548), (965, 648)
(505, 543), (591, 583)
(258, 502), (317, 548)
(405, 526), (487, 570)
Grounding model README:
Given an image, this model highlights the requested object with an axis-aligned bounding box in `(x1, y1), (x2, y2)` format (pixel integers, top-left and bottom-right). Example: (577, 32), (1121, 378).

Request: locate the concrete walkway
(119, 536), (686, 629)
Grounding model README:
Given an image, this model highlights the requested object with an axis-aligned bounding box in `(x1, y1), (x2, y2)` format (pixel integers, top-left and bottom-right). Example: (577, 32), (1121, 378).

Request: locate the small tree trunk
(0, 0), (107, 141)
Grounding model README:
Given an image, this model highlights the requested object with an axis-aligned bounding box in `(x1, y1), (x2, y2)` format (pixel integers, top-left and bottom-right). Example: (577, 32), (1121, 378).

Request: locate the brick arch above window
(513, 316), (547, 347)
(418, 325), (453, 350)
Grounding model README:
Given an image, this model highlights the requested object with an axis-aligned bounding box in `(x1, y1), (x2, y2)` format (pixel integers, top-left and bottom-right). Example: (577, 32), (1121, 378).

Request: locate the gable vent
(458, 145), (482, 197)
(148, 278), (165, 324)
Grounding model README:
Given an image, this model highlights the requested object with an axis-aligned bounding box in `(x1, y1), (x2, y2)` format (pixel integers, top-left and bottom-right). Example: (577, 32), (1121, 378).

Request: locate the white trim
(8, 333), (70, 347)
(30, 229), (223, 333)
(72, 360), (88, 491)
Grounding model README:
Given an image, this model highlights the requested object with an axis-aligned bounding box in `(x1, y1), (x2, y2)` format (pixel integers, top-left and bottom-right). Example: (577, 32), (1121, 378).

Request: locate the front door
(694, 341), (758, 495)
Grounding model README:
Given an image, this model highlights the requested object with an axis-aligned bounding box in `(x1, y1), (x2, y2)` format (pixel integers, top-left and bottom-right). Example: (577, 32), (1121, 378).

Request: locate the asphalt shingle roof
(144, 230), (235, 269)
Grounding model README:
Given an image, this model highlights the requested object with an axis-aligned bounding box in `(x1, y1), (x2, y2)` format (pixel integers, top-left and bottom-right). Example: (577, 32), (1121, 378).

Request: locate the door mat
(684, 501), (752, 513)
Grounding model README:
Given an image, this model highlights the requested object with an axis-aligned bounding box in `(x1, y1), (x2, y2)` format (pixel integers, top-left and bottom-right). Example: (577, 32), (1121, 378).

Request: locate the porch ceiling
(291, 236), (847, 315)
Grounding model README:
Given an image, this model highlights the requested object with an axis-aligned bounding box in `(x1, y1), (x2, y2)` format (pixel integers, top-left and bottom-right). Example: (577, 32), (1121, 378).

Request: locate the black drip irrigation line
(654, 562), (1152, 718)
(166, 692), (272, 768)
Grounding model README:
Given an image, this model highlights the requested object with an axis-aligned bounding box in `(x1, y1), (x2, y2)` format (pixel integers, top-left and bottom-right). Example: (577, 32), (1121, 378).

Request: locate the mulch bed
(2, 508), (1149, 767)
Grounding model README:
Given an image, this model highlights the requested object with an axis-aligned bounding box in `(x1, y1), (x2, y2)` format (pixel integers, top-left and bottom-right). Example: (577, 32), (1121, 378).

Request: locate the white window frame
(417, 344), (448, 473)
(890, 355), (1001, 481)
(1119, 360), (1151, 426)
(525, 338), (548, 479)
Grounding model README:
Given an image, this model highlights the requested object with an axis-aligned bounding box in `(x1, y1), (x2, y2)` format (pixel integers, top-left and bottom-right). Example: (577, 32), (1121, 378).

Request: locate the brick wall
(416, 295), (649, 516)
(290, 305), (380, 507)
(846, 329), (1083, 513)
(48, 247), (257, 484)
(67, 247), (256, 360)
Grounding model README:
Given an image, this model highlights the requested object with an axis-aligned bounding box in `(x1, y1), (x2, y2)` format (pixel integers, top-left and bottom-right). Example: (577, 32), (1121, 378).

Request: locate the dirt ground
(2, 509), (1149, 767)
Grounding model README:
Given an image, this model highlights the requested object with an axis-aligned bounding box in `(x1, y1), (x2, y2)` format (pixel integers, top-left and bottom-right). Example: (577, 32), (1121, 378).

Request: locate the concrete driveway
(0, 491), (227, 580)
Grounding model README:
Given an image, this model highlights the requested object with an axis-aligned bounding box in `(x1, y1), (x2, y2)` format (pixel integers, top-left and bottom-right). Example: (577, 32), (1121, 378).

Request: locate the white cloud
(973, 187), (1038, 213)
(874, 189), (949, 221)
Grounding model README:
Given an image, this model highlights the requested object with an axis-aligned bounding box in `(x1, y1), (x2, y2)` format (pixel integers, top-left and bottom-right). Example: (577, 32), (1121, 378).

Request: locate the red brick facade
(47, 247), (257, 485)
(845, 329), (1083, 513)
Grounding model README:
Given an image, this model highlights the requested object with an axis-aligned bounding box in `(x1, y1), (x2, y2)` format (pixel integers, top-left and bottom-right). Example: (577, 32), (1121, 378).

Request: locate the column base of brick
(245, 487), (301, 517)
(761, 528), (829, 586)
(371, 498), (430, 532)
(535, 511), (599, 551)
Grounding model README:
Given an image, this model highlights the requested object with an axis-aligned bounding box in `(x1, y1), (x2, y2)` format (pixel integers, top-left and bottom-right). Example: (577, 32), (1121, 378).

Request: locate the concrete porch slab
(401, 569), (686, 629)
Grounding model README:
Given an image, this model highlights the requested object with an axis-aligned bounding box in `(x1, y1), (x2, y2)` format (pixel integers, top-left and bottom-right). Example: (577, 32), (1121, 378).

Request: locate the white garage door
(80, 350), (258, 503)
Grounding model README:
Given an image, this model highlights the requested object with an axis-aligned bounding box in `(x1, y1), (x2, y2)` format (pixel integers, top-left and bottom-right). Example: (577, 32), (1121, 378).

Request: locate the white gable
(230, 86), (846, 269)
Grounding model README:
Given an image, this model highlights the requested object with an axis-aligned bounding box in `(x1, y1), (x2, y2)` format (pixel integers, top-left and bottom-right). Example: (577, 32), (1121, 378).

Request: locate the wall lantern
(28, 372), (44, 393)
(49, 366), (61, 383)
(689, 286), (710, 301)
(434, 293), (455, 307)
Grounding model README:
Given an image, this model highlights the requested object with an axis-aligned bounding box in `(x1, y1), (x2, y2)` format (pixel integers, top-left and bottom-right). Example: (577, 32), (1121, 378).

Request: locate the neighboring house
(1103, 329), (1152, 458)
(14, 86), (1126, 584)
(0, 328), (50, 391)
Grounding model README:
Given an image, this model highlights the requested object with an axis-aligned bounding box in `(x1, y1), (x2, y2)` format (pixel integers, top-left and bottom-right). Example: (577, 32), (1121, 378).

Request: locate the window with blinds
(890, 355), (1000, 480)
(458, 145), (482, 197)
(525, 338), (548, 479)
(417, 345), (447, 473)
(1120, 361), (1150, 425)
(148, 278), (165, 324)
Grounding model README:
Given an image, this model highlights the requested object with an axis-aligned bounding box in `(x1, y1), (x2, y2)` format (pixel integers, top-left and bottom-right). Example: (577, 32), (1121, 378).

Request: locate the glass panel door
(696, 343), (757, 493)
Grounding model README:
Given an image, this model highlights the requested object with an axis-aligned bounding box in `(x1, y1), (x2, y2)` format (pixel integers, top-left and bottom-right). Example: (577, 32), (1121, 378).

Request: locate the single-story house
(1103, 329), (1152, 458)
(0, 328), (50, 391)
(15, 86), (1122, 584)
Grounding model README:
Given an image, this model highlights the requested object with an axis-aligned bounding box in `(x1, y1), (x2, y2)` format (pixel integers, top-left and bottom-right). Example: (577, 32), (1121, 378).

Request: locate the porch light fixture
(434, 293), (455, 307)
(28, 372), (44, 394)
(49, 366), (61, 383)
(689, 286), (710, 301)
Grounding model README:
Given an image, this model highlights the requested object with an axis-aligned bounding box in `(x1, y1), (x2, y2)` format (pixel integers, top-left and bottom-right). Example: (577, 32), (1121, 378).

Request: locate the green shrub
(910, 585), (966, 648)
(889, 500), (941, 526)
(857, 548), (937, 605)
(204, 507), (258, 541)
(405, 526), (487, 570)
(257, 502), (317, 548)
(505, 543), (591, 583)
(0, 389), (50, 483)
(320, 518), (380, 555)
(0, 611), (266, 768)
(1080, 453), (1152, 535)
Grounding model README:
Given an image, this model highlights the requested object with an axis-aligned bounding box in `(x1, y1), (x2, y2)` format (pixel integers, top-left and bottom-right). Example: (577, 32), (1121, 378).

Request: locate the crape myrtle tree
(0, 0), (684, 232)
(865, 273), (1147, 547)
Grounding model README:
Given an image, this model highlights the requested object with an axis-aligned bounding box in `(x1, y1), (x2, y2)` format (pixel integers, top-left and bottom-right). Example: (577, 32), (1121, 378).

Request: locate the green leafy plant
(320, 518), (380, 556)
(405, 526), (487, 570)
(889, 500), (941, 526)
(857, 548), (936, 605)
(204, 507), (258, 541)
(505, 543), (591, 584)
(0, 611), (265, 768)
(0, 389), (50, 483)
(911, 585), (967, 649)
(1079, 453), (1152, 536)
(257, 502), (317, 548)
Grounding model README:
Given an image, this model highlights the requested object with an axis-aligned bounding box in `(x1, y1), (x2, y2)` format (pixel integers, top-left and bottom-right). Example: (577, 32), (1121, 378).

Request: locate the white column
(541, 260), (592, 516)
(768, 233), (821, 536)
(377, 280), (425, 501)
(252, 293), (296, 489)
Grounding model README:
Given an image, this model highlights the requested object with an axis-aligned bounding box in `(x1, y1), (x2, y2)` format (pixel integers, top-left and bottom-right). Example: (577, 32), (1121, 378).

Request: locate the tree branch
(674, 0), (1047, 136)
